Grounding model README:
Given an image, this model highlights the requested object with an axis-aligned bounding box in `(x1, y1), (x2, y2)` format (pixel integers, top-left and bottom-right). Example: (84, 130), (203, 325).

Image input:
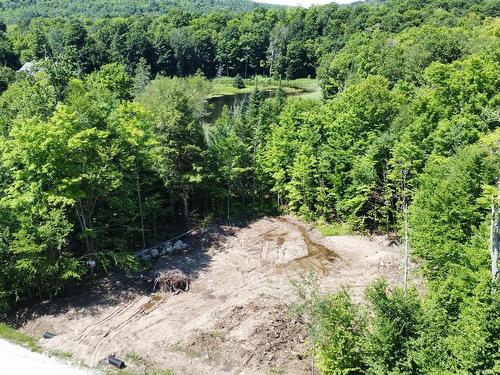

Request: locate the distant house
(17, 61), (38, 76)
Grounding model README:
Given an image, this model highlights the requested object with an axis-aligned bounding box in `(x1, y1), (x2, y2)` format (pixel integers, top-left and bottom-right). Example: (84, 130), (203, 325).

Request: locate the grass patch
(50, 350), (73, 360)
(316, 222), (352, 237)
(0, 323), (40, 352)
(107, 368), (174, 375)
(125, 351), (143, 364)
(270, 369), (285, 375)
(282, 77), (319, 91)
(210, 76), (319, 98)
(207, 330), (222, 338)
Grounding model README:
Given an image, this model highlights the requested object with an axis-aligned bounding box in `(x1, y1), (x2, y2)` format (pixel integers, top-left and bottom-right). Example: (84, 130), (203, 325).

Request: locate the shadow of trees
(9, 218), (258, 328)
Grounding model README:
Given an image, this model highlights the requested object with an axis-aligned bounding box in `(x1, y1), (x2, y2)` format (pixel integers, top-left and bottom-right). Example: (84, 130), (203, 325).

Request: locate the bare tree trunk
(170, 196), (175, 221)
(490, 175), (500, 284)
(75, 204), (91, 254)
(490, 204), (498, 282)
(401, 168), (410, 295)
(227, 180), (230, 220)
(252, 143), (257, 210)
(75, 198), (98, 254)
(136, 173), (146, 249)
(182, 194), (189, 225)
(153, 213), (157, 242)
(403, 199), (410, 294)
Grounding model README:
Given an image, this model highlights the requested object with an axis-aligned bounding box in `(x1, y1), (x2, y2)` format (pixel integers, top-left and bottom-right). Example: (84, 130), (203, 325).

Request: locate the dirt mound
(18, 216), (404, 374)
(243, 304), (307, 370)
(184, 301), (309, 374)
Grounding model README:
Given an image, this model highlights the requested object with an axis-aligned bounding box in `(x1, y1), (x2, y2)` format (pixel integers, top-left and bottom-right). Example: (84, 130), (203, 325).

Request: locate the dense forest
(0, 0), (499, 373)
(0, 0), (268, 23)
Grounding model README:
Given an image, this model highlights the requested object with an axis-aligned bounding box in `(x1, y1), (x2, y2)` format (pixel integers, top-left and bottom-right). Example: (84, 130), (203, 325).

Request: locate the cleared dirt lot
(17, 216), (403, 374)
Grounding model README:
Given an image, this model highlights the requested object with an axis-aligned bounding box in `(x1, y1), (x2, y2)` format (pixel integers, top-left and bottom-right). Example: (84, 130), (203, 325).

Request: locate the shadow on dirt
(9, 218), (257, 328)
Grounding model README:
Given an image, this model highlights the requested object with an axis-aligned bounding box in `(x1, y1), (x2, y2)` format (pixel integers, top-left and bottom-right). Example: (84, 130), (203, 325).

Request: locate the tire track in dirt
(75, 298), (137, 344)
(89, 294), (165, 365)
(24, 216), (403, 375)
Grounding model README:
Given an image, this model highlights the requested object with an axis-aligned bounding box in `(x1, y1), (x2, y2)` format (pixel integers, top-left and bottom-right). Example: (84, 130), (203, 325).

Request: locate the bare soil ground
(15, 216), (404, 375)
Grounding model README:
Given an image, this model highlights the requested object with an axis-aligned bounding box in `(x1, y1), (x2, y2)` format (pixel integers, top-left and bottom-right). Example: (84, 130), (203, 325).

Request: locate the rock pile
(136, 240), (189, 262)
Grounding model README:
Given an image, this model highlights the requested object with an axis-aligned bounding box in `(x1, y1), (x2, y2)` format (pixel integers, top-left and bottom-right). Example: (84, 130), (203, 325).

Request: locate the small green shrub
(233, 74), (245, 89)
(312, 291), (366, 374)
(293, 276), (424, 375)
(363, 279), (422, 374)
(292, 274), (366, 374)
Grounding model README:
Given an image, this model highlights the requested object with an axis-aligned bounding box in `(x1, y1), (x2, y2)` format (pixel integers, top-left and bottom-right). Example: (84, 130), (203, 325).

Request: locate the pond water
(205, 91), (272, 124)
(205, 89), (312, 124)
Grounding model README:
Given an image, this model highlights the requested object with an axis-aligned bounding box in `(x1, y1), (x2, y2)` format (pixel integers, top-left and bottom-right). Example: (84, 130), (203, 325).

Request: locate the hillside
(0, 0), (499, 373)
(17, 217), (404, 374)
(0, 0), (269, 23)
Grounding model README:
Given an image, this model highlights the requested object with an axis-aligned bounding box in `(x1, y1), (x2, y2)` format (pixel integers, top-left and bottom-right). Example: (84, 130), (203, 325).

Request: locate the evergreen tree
(233, 73), (245, 89)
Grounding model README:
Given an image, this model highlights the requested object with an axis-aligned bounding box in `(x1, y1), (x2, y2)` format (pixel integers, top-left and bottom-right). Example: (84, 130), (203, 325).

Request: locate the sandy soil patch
(15, 216), (404, 374)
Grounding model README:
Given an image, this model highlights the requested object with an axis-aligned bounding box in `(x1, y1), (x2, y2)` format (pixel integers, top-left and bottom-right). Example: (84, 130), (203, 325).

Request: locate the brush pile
(152, 269), (190, 294)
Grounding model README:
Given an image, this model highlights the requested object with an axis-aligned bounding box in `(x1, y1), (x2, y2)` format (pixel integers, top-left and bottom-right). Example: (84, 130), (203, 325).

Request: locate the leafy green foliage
(0, 1), (266, 23)
(293, 277), (422, 375)
(137, 75), (210, 223)
(3, 0), (496, 82)
(0, 3), (498, 373)
(232, 74), (245, 89)
(312, 291), (365, 374)
(316, 222), (351, 237)
(363, 280), (421, 374)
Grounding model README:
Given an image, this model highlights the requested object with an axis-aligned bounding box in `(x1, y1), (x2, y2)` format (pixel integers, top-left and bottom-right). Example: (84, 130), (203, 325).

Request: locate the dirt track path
(19, 217), (403, 375)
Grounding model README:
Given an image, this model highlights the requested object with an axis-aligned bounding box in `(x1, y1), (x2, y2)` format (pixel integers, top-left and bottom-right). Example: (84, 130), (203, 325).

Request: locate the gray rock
(142, 254), (152, 262)
(150, 248), (160, 258)
(173, 240), (188, 251)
